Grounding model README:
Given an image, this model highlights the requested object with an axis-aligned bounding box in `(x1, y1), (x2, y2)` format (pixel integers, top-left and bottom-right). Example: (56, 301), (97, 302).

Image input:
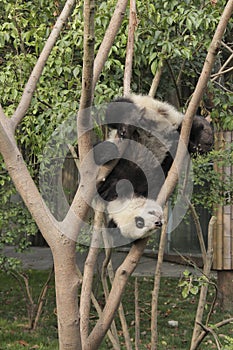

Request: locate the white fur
(107, 197), (163, 239)
(130, 94), (183, 129)
(115, 94), (184, 165)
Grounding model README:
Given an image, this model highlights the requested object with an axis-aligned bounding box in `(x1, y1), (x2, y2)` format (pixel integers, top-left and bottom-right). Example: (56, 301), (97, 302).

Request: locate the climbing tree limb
(157, 0), (233, 207)
(11, 0), (76, 130)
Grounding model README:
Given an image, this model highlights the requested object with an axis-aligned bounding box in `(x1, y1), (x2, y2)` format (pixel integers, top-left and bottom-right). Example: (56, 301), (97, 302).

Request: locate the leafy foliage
(178, 269), (211, 299)
(192, 144), (233, 211)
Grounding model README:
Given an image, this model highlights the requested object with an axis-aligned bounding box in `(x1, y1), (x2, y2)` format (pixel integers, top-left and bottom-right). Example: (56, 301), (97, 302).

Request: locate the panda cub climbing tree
(93, 94), (214, 243)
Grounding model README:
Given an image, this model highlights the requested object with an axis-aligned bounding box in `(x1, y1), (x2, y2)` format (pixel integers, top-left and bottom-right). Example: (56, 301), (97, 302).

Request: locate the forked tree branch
(64, 0), (129, 235)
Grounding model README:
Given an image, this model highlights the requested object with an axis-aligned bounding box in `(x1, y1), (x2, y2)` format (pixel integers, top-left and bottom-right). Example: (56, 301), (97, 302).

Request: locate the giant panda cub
(94, 94), (213, 244)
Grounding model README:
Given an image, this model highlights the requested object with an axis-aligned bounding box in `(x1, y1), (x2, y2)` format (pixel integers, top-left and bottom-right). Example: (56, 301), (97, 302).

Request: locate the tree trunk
(52, 242), (82, 350)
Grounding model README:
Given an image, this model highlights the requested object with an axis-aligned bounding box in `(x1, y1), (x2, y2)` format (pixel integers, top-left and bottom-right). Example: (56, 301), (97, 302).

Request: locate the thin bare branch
(33, 266), (54, 330)
(211, 63), (233, 81)
(135, 277), (140, 350)
(124, 0), (137, 95)
(194, 317), (233, 347)
(93, 0), (128, 91)
(80, 205), (103, 347)
(11, 0), (75, 130)
(221, 40), (233, 54)
(213, 79), (233, 92)
(190, 216), (216, 350)
(185, 197), (207, 265)
(149, 62), (164, 97)
(151, 205), (169, 350)
(197, 322), (222, 350)
(101, 252), (121, 349)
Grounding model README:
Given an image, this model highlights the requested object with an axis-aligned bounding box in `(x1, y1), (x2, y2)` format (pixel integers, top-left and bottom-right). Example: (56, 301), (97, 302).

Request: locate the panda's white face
(107, 197), (163, 240)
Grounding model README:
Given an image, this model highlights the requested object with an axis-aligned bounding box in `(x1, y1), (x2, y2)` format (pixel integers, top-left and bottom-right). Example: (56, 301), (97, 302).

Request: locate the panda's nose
(155, 221), (162, 228)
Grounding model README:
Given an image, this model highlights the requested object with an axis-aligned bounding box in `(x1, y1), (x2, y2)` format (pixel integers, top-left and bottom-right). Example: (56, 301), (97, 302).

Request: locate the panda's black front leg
(93, 140), (120, 165)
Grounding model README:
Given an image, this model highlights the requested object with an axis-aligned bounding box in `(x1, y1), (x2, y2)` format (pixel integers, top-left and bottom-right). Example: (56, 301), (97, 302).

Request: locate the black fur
(95, 96), (214, 203)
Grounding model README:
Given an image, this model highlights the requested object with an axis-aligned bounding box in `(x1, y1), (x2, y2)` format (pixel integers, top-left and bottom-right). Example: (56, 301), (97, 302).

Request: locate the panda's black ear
(189, 115), (214, 154)
(93, 141), (119, 165)
(105, 97), (138, 126)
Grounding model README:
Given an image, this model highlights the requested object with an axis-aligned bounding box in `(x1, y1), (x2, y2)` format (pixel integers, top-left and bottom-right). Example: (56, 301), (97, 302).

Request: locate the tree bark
(151, 205), (168, 350)
(86, 238), (148, 349)
(190, 217), (216, 350)
(123, 0), (137, 95)
(93, 0), (128, 91)
(52, 243), (82, 350)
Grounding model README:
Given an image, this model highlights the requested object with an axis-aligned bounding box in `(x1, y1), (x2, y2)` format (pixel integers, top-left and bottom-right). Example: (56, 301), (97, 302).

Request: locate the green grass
(0, 271), (232, 349)
(0, 271), (58, 350)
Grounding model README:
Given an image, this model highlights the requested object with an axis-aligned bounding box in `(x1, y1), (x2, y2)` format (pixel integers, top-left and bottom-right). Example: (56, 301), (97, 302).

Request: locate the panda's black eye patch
(135, 216), (145, 229)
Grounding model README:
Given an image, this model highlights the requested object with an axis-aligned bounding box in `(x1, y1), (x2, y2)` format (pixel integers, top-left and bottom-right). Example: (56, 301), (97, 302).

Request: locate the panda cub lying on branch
(93, 94), (214, 243)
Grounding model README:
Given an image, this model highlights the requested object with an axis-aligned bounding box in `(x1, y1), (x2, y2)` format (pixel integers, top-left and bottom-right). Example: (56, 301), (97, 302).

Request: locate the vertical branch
(190, 216), (216, 350)
(185, 198), (207, 265)
(148, 62), (164, 97)
(134, 277), (140, 350)
(77, 0), (95, 162)
(101, 252), (121, 349)
(93, 0), (128, 91)
(101, 245), (133, 350)
(33, 266), (54, 330)
(80, 205), (103, 347)
(76, 266), (122, 350)
(123, 0), (137, 95)
(150, 205), (168, 350)
(66, 0), (96, 241)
